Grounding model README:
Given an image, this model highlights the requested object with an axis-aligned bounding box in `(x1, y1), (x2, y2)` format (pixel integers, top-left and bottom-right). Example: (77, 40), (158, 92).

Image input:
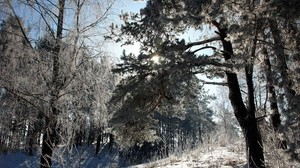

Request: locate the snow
(0, 144), (119, 168)
(128, 145), (246, 168)
(0, 151), (39, 168)
(0, 144), (247, 168)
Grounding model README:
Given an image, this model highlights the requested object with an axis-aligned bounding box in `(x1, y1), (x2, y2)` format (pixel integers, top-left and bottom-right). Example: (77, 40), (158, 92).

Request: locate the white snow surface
(128, 145), (246, 168)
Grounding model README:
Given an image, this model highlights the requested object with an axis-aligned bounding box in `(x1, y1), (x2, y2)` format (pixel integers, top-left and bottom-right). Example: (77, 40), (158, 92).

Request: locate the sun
(151, 54), (160, 64)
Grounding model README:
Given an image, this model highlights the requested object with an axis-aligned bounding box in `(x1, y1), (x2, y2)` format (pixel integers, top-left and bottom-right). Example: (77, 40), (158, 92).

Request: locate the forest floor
(129, 143), (247, 168)
(2, 139), (299, 167)
(0, 141), (249, 168)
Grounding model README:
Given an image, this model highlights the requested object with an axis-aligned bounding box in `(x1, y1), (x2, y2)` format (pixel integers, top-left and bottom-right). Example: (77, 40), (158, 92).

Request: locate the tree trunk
(198, 125), (203, 144)
(269, 18), (300, 160)
(27, 124), (36, 156)
(212, 21), (265, 168)
(40, 118), (56, 168)
(261, 47), (281, 131)
(95, 134), (102, 155)
(269, 19), (296, 119)
(40, 0), (65, 167)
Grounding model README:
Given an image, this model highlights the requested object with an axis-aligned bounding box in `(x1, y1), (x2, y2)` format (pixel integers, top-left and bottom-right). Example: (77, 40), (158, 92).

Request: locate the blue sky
(106, 0), (147, 59)
(1, 0), (145, 50)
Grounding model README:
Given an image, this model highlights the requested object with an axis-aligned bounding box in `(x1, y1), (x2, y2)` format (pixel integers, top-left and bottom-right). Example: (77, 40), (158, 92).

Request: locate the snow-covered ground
(0, 144), (120, 168)
(0, 151), (39, 168)
(128, 145), (246, 168)
(0, 143), (247, 168)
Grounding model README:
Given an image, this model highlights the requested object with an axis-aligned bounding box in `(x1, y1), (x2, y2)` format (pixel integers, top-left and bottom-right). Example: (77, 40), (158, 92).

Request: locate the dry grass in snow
(128, 143), (246, 168)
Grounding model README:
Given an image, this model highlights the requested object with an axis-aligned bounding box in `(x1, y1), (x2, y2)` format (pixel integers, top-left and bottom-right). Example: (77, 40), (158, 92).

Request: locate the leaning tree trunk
(40, 0), (65, 167)
(212, 21), (265, 168)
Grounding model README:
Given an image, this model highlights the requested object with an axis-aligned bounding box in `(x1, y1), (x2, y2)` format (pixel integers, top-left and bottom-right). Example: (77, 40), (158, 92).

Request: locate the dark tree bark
(27, 124), (36, 156)
(212, 21), (265, 168)
(261, 47), (281, 132)
(108, 133), (114, 152)
(40, 0), (65, 167)
(95, 134), (102, 155)
(40, 118), (57, 168)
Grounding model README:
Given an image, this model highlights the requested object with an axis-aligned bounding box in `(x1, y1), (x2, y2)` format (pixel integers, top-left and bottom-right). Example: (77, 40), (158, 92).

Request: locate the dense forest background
(0, 0), (300, 168)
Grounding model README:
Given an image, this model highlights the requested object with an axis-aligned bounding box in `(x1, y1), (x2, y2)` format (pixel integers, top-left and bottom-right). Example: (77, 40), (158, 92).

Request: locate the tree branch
(6, 0), (33, 49)
(4, 87), (46, 112)
(199, 80), (228, 86)
(191, 46), (217, 54)
(185, 36), (221, 50)
(80, 0), (116, 33)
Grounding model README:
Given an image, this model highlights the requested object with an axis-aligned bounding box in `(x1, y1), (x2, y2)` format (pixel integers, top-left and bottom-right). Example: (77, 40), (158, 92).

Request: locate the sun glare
(151, 54), (160, 64)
